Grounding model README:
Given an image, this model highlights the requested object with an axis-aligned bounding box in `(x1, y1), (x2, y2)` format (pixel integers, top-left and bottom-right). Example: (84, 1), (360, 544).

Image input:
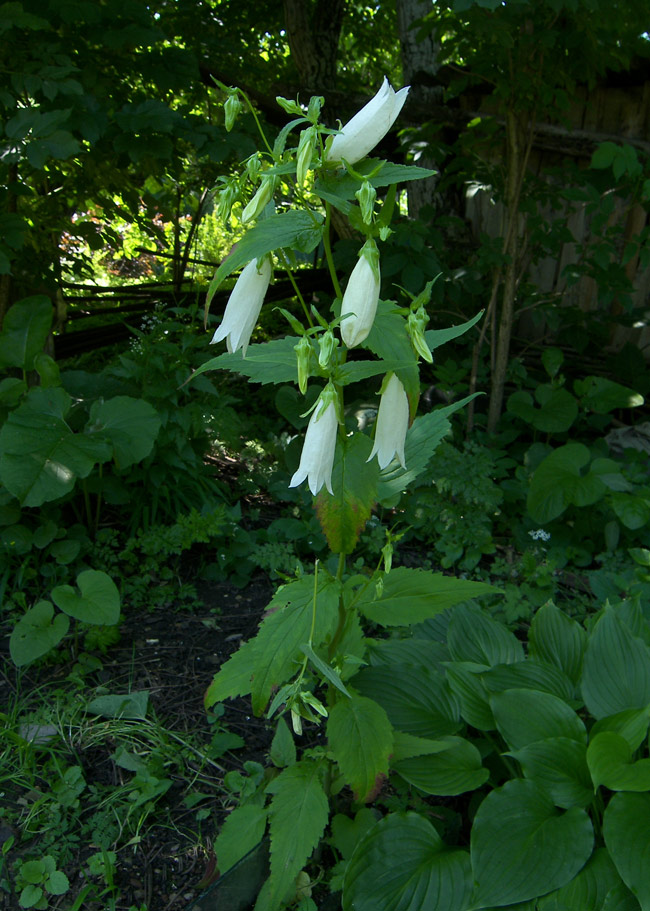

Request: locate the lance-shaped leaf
(256, 761), (328, 911)
(328, 695), (394, 802)
(206, 211), (323, 307)
(315, 432), (379, 554)
(190, 336), (302, 386)
(365, 300), (419, 410)
(424, 309), (484, 351)
(215, 805), (268, 875)
(204, 575), (340, 715)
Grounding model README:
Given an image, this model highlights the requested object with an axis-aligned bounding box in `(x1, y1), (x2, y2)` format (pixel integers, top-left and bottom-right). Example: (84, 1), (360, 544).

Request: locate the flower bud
(296, 126), (317, 187)
(241, 177), (274, 224)
(294, 336), (312, 394)
(355, 180), (377, 224)
(318, 328), (338, 370)
(224, 93), (241, 132)
(407, 306), (433, 363)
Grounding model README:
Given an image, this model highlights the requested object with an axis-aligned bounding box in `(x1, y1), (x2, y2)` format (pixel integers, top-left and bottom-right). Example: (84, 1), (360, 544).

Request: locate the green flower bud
(407, 306), (433, 363)
(224, 93), (241, 132)
(296, 126), (317, 187)
(294, 336), (312, 394)
(318, 328), (338, 370)
(241, 177), (274, 224)
(307, 95), (324, 124)
(355, 180), (377, 225)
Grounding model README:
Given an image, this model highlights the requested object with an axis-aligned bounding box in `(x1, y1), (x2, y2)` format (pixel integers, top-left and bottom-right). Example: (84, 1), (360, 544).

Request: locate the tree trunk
(396, 0), (442, 220)
(282, 0), (346, 95)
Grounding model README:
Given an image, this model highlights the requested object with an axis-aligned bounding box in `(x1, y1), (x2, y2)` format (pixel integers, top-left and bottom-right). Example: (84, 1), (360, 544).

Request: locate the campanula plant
(191, 80), (493, 911)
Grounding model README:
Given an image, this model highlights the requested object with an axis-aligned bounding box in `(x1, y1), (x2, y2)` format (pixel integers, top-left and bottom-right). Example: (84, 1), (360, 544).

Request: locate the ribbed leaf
(393, 735), (488, 796)
(343, 812), (472, 911)
(604, 792), (650, 910)
(581, 610), (650, 719)
(508, 738), (592, 809)
(587, 732), (650, 791)
(491, 689), (587, 750)
(448, 603), (524, 666)
(537, 848), (628, 911)
(528, 602), (587, 686)
(327, 695), (394, 802)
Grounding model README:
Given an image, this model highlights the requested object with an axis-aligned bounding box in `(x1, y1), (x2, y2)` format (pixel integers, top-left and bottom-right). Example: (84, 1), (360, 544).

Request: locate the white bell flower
(340, 239), (380, 349)
(367, 373), (409, 469)
(289, 395), (338, 496)
(210, 257), (272, 357)
(326, 77), (410, 165)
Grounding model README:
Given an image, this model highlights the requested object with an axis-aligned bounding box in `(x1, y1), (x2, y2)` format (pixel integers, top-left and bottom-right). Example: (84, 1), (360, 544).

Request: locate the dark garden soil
(0, 575), (278, 911)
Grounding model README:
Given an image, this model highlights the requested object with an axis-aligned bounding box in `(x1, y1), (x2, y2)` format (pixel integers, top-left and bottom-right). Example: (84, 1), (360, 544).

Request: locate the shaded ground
(0, 576), (275, 911)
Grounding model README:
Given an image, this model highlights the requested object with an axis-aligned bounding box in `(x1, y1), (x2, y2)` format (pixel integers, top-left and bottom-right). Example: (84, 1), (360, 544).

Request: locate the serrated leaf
(260, 762), (328, 911)
(216, 804), (268, 874)
(356, 566), (496, 627)
(581, 610), (650, 719)
(424, 309), (484, 350)
(207, 211), (323, 305)
(604, 792), (650, 910)
(315, 433), (379, 554)
(343, 812), (472, 911)
(270, 717), (296, 768)
(204, 575), (340, 715)
(191, 336), (301, 386)
(365, 300), (419, 408)
(393, 735), (488, 795)
(471, 779), (594, 907)
(328, 695), (394, 802)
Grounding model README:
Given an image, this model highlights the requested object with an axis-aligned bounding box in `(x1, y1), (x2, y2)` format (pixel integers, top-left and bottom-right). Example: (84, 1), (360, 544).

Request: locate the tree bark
(282, 0), (346, 95)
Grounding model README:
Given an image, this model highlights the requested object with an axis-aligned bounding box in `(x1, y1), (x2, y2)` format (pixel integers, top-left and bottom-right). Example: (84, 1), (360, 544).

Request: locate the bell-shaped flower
(210, 257), (272, 357)
(289, 390), (338, 496)
(340, 239), (380, 349)
(326, 77), (410, 165)
(367, 373), (409, 469)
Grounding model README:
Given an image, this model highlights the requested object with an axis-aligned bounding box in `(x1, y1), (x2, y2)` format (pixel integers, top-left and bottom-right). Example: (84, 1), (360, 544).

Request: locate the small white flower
(210, 257), (272, 357)
(528, 528), (551, 542)
(367, 373), (409, 469)
(289, 397), (338, 496)
(340, 240), (380, 349)
(326, 77), (410, 165)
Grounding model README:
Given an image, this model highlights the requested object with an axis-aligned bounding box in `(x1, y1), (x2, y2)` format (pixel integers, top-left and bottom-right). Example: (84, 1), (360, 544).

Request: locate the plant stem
(323, 202), (343, 300)
(279, 250), (313, 328)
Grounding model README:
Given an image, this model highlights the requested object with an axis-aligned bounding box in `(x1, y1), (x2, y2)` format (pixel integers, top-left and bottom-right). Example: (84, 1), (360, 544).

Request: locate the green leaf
(270, 717), (296, 768)
(19, 884), (43, 908)
(445, 661), (495, 730)
(610, 492), (650, 530)
(354, 664), (461, 739)
(261, 762), (329, 911)
(207, 211), (324, 305)
(45, 870), (69, 896)
(86, 396), (161, 469)
(0, 388), (111, 507)
(390, 731), (457, 762)
(507, 387), (578, 433)
(604, 792), (650, 910)
(193, 336), (301, 386)
(590, 707), (650, 752)
(215, 804), (268, 874)
(482, 659), (576, 703)
(204, 575), (340, 715)
(327, 695), (394, 802)
(471, 779), (594, 907)
(343, 812), (472, 911)
(331, 809), (379, 860)
(424, 309), (484, 350)
(447, 603), (524, 666)
(365, 300), (418, 407)
(528, 603), (587, 687)
(355, 567), (496, 627)
(576, 376), (644, 413)
(317, 158), (437, 204)
(51, 570), (120, 625)
(587, 731), (650, 791)
(85, 691), (149, 720)
(581, 610), (650, 719)
(300, 644), (350, 697)
(538, 848), (630, 911)
(9, 601), (69, 666)
(393, 735), (488, 795)
(491, 689), (587, 750)
(315, 433), (379, 554)
(528, 444), (607, 523)
(508, 738), (593, 809)
(0, 295), (52, 370)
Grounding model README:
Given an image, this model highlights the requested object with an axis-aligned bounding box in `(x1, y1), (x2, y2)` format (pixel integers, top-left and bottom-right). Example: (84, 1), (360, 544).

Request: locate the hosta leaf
(343, 812), (472, 911)
(604, 792), (650, 910)
(354, 663), (460, 738)
(356, 566), (496, 627)
(587, 732), (650, 791)
(508, 737), (592, 809)
(445, 661), (495, 731)
(538, 848), (629, 911)
(448, 603), (524, 666)
(482, 659), (576, 703)
(581, 610), (650, 719)
(491, 689), (587, 750)
(471, 779), (594, 908)
(315, 432), (379, 554)
(528, 603), (587, 687)
(327, 695), (394, 802)
(590, 706), (650, 751)
(259, 761), (328, 911)
(393, 735), (488, 795)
